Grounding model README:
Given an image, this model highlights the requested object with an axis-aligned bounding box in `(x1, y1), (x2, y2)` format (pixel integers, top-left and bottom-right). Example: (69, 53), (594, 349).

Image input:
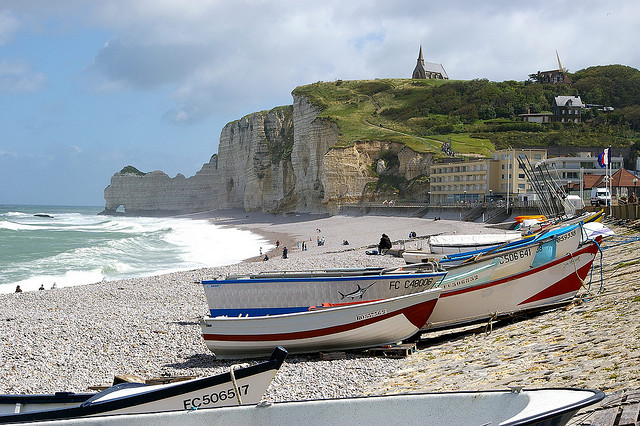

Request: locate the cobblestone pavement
(367, 224), (640, 397)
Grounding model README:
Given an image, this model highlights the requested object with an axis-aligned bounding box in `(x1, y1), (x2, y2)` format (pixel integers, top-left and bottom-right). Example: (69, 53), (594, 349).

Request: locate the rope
(581, 239), (604, 302)
(485, 312), (498, 335)
(230, 365), (243, 405)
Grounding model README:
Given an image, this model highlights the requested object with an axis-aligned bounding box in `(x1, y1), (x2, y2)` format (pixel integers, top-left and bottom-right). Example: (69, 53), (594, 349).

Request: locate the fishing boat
(425, 232), (523, 254)
(423, 238), (600, 330)
(201, 288), (442, 359)
(0, 347), (287, 424)
(403, 223), (583, 267)
(56, 387), (605, 426)
(202, 264), (446, 317)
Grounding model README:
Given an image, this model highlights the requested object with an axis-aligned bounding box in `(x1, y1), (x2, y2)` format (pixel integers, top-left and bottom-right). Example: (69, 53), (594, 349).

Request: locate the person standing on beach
(276, 240), (280, 248)
(282, 246), (288, 259)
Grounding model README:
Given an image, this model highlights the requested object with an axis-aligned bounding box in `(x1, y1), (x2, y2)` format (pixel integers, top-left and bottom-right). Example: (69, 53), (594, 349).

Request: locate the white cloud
(49, 0), (640, 122)
(0, 59), (47, 92)
(0, 11), (20, 45)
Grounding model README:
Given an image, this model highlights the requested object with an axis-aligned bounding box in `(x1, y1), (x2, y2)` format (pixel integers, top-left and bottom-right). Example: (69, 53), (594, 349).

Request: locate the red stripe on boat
(203, 299), (438, 342)
(441, 241), (598, 298)
(518, 253), (596, 305)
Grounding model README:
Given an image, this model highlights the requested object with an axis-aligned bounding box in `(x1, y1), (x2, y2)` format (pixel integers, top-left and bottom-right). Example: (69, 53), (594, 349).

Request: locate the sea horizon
(0, 204), (271, 294)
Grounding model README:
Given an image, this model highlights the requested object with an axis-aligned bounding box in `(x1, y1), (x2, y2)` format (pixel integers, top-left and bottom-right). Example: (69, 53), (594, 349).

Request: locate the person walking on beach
(282, 246), (288, 259)
(276, 240), (280, 248)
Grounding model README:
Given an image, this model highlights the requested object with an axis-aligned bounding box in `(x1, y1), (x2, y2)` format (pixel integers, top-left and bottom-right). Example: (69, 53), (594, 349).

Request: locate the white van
(590, 187), (611, 206)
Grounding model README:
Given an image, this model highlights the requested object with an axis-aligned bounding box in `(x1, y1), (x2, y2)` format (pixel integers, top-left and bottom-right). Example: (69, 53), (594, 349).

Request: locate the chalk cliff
(102, 96), (433, 215)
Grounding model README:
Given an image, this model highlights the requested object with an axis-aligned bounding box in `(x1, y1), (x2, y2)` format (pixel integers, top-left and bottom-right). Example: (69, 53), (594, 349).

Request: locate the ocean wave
(1, 209), (272, 293)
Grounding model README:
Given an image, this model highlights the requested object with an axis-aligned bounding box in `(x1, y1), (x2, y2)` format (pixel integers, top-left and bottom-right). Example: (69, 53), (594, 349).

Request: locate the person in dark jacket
(378, 233), (392, 254)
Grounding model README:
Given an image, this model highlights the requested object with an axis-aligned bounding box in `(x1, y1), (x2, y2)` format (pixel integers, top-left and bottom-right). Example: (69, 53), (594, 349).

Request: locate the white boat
(435, 222), (584, 290)
(403, 223), (583, 267)
(201, 264), (446, 317)
(424, 239), (600, 330)
(38, 387), (605, 426)
(201, 288), (442, 359)
(0, 347), (287, 424)
(427, 232), (522, 254)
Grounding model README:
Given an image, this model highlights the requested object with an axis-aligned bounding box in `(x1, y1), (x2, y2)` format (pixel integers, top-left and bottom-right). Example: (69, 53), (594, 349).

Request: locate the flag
(597, 148), (611, 168)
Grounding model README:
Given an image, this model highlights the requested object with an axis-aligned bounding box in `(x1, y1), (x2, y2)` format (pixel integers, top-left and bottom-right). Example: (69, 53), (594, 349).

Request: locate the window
(518, 173), (525, 179)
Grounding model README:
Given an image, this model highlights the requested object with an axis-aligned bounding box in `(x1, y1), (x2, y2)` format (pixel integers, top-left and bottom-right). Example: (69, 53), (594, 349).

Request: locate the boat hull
(202, 269), (445, 317)
(42, 388), (604, 426)
(0, 348), (287, 423)
(201, 289), (442, 359)
(428, 233), (522, 254)
(425, 241), (599, 330)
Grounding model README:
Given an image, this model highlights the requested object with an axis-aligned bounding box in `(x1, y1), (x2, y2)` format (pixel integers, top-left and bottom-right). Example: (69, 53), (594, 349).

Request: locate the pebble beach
(1, 212), (638, 407)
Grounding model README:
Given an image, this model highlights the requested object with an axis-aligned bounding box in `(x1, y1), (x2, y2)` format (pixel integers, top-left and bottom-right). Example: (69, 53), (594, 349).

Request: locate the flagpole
(608, 146), (612, 217)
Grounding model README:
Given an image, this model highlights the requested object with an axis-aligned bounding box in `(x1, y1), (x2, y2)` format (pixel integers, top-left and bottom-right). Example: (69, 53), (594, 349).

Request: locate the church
(412, 46), (449, 80)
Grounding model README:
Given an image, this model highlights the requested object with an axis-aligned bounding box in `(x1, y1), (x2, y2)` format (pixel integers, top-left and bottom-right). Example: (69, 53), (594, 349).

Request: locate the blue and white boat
(202, 264), (446, 318)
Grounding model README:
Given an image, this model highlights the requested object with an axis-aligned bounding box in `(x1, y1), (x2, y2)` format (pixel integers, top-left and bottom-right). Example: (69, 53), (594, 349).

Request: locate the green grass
(291, 77), (636, 157)
(293, 79), (473, 154)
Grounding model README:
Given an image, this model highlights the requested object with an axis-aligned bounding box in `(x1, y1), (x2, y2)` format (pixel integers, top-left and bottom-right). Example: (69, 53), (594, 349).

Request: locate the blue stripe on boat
(209, 306), (308, 317)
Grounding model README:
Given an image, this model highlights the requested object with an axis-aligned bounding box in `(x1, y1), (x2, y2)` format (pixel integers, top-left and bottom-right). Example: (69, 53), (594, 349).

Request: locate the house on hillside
(412, 46), (448, 80)
(553, 95), (584, 123)
(519, 111), (554, 123)
(529, 51), (571, 85)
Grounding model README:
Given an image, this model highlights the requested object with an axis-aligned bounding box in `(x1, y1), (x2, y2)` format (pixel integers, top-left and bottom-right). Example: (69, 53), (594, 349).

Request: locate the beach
(1, 211), (638, 406)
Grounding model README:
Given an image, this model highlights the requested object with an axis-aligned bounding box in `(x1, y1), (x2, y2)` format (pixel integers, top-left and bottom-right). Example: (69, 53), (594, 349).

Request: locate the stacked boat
(197, 218), (606, 359)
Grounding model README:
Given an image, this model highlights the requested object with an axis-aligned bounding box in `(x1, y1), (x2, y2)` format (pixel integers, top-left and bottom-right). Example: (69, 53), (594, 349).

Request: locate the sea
(0, 205), (271, 294)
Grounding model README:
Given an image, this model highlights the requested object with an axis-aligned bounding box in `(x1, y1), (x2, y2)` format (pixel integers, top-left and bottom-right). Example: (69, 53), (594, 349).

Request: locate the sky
(1, 1), (639, 206)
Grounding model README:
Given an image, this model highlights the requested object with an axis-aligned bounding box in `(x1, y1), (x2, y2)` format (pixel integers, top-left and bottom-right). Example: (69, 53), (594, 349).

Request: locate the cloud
(0, 59), (47, 92)
(0, 11), (20, 45)
(78, 0), (640, 123)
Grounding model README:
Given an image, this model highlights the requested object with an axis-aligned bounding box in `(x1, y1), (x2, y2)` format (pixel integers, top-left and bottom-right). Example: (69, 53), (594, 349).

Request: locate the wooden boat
(424, 239), (600, 330)
(202, 264), (446, 317)
(51, 387), (605, 425)
(201, 288), (442, 359)
(0, 347), (287, 424)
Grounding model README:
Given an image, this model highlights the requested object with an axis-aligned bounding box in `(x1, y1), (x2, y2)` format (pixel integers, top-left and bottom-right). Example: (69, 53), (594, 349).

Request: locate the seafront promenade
(0, 212), (638, 424)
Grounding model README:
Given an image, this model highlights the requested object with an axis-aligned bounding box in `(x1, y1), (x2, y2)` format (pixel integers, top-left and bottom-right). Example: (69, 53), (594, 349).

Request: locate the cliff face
(102, 96), (433, 215)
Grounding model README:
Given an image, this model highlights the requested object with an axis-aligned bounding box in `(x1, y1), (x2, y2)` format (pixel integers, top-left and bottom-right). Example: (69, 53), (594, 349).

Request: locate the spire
(556, 50), (565, 72)
(418, 45), (424, 62)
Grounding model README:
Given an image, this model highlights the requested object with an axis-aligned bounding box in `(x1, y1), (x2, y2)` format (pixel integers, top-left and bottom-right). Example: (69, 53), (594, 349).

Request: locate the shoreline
(1, 212), (637, 408)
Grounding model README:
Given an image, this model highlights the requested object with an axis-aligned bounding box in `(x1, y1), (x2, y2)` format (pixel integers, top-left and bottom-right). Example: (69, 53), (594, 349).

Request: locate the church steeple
(411, 45), (448, 80)
(412, 45), (426, 79)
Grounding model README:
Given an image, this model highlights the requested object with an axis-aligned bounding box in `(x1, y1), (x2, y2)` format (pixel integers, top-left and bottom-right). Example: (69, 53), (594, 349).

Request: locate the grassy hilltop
(292, 65), (640, 160)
